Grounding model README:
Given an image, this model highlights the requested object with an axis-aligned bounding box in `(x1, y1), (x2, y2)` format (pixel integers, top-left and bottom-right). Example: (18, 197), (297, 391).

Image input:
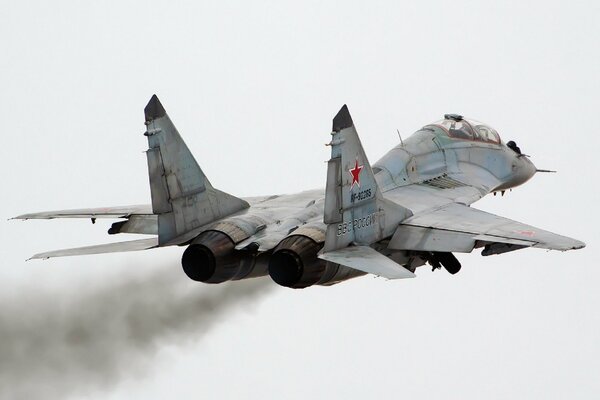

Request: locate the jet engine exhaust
(181, 231), (268, 283)
(269, 235), (326, 289)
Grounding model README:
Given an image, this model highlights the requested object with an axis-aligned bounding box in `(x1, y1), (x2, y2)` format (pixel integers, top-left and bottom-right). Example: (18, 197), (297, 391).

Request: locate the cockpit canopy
(425, 114), (501, 144)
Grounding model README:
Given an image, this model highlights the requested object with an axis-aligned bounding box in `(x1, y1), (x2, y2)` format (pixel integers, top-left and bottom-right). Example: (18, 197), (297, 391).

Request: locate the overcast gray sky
(1, 1), (599, 399)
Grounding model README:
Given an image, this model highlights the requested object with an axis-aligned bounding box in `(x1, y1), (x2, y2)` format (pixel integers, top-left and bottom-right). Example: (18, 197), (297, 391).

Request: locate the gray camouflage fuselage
(15, 98), (583, 289)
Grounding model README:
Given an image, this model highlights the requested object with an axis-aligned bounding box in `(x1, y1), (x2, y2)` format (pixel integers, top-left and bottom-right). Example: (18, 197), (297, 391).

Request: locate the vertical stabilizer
(322, 105), (412, 252)
(144, 95), (249, 245)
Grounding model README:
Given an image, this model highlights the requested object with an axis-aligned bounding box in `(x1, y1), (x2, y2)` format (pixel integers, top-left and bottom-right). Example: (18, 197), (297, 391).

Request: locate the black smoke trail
(0, 267), (273, 400)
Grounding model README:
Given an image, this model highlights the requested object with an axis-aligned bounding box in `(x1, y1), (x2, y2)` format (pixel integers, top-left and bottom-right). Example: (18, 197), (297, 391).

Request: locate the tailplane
(144, 95), (249, 245)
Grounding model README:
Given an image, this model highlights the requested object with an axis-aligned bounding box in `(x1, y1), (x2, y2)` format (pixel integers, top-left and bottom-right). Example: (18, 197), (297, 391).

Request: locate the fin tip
(332, 104), (354, 131)
(144, 94), (166, 121)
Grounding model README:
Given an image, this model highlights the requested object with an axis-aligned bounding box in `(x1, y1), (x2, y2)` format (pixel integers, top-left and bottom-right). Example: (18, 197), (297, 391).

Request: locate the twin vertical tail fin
(319, 104), (415, 279)
(144, 95), (249, 245)
(322, 105), (412, 252)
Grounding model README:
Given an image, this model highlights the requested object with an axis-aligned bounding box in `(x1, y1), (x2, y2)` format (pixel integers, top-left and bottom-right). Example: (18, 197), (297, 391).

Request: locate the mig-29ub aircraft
(14, 96), (585, 288)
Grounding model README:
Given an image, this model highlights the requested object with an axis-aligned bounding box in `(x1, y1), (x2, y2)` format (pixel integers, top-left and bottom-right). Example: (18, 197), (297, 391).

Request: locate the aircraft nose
(519, 155), (537, 182)
(508, 154), (536, 188)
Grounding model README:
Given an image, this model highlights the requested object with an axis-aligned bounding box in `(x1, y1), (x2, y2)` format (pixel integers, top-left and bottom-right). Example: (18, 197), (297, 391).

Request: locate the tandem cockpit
(424, 114), (501, 144)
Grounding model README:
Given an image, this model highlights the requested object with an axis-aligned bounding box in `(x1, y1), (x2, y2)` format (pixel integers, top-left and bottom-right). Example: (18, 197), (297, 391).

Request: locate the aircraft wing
(28, 238), (158, 260)
(390, 202), (585, 254)
(13, 205), (153, 220)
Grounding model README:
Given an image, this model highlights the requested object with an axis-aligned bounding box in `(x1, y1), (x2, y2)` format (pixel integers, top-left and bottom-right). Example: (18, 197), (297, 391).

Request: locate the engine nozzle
(181, 231), (240, 283)
(269, 235), (326, 289)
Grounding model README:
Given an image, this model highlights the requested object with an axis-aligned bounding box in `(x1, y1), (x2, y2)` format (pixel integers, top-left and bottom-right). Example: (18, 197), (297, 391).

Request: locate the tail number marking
(350, 188), (372, 203)
(337, 212), (378, 236)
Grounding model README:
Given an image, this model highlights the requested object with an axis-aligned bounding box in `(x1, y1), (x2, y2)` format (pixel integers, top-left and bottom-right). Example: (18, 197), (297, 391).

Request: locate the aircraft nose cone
(523, 156), (537, 180)
(509, 155), (537, 188)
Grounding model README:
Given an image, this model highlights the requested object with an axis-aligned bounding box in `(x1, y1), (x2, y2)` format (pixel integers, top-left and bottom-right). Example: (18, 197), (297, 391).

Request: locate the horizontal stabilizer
(29, 238), (158, 260)
(319, 246), (415, 279)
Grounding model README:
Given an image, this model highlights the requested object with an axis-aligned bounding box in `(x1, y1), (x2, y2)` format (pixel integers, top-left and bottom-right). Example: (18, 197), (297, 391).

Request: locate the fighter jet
(14, 96), (585, 288)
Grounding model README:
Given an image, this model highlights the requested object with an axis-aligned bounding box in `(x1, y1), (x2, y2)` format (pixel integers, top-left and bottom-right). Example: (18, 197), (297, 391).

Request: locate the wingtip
(27, 253), (43, 261)
(332, 104), (354, 131)
(144, 94), (166, 121)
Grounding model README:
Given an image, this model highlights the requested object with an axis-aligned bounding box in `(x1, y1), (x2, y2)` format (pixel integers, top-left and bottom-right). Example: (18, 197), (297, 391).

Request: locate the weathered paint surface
(15, 99), (584, 279)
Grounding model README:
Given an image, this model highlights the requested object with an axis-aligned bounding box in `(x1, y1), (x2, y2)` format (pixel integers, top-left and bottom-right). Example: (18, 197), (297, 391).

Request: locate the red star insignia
(349, 159), (363, 189)
(516, 230), (535, 237)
